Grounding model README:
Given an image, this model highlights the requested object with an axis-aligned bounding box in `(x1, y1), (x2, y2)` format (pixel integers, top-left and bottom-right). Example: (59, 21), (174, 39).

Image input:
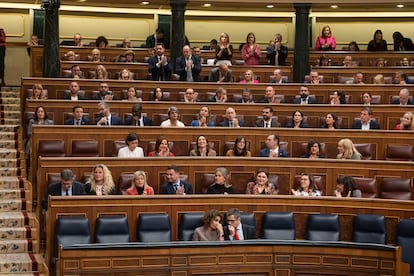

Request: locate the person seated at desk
(89, 48), (104, 62)
(393, 71), (407, 85)
(322, 112), (338, 130)
(189, 135), (217, 157)
(124, 103), (152, 126)
(26, 106), (54, 159)
(95, 101), (122, 126)
(351, 106), (380, 130)
(291, 173), (321, 197)
(306, 70), (323, 84)
(269, 69), (288, 84)
(126, 171), (154, 195)
(335, 176), (361, 198)
(225, 136), (251, 157)
(64, 105), (90, 126)
(239, 69), (259, 84)
(28, 83), (47, 100)
(246, 168), (278, 195)
(92, 65), (108, 80)
(259, 134), (289, 158)
(367, 29), (388, 51)
(118, 133), (144, 158)
(260, 86), (279, 104)
(345, 72), (364, 84)
(148, 136), (175, 157)
(223, 208), (257, 240)
(182, 88), (199, 103)
(391, 88), (414, 105)
(207, 167), (234, 194)
(293, 86), (317, 104)
(330, 90), (346, 105)
(67, 64), (84, 79)
(192, 209), (224, 241)
(160, 165), (193, 195)
(41, 169), (85, 210)
(85, 164), (116, 195)
(160, 106), (185, 127)
(394, 112), (414, 130)
(63, 81), (85, 100)
(393, 31), (414, 51)
(208, 63), (232, 83)
(92, 82), (114, 101)
(342, 55), (354, 67)
(255, 106), (281, 128)
(175, 45), (202, 82)
(337, 138), (361, 160)
(219, 107), (244, 127)
(118, 68), (134, 80)
(191, 106), (215, 127)
(302, 139), (325, 159)
(286, 110), (308, 128)
(123, 86), (141, 102)
(236, 88), (254, 103)
(207, 87), (228, 103)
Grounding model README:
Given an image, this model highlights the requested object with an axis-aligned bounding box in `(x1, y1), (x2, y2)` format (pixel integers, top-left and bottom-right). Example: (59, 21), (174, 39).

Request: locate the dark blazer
(64, 117), (90, 126)
(394, 38), (414, 51)
(219, 119), (244, 127)
(223, 223), (257, 240)
(266, 44), (288, 66)
(208, 68), (232, 82)
(351, 120), (380, 130)
(145, 34), (168, 49)
(148, 55), (172, 81)
(259, 147), (289, 157)
(255, 118), (281, 128)
(160, 180), (193, 195)
(235, 97), (254, 103)
(175, 55), (202, 82)
(63, 94), (85, 100)
(124, 115), (153, 126)
(42, 181), (85, 210)
(269, 78), (288, 84)
(91, 92), (116, 100)
(391, 98), (414, 105)
(94, 115), (122, 126)
(293, 96), (317, 104)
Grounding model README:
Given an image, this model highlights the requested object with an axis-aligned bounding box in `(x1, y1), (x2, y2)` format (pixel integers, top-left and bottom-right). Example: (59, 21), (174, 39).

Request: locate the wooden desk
(47, 195), (414, 275)
(58, 241), (408, 276)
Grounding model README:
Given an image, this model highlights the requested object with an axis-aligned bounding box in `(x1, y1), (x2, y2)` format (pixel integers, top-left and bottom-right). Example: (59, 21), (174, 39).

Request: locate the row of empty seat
(54, 213), (414, 274)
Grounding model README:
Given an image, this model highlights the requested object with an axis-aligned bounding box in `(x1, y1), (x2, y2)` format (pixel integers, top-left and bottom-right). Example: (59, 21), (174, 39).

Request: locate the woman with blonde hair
(394, 112), (414, 130)
(85, 164), (116, 195)
(207, 167), (234, 194)
(28, 83), (47, 100)
(239, 69), (259, 84)
(373, 74), (385, 84)
(118, 68), (133, 80)
(126, 171), (154, 195)
(215, 32), (233, 66)
(337, 138), (361, 160)
(93, 64), (108, 79)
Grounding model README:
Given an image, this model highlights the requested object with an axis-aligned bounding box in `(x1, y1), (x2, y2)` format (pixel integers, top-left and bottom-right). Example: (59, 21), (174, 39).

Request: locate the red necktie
(234, 229), (240, 240)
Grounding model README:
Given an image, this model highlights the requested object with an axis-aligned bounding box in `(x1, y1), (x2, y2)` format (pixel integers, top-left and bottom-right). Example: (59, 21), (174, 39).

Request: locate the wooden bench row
(30, 126), (414, 186)
(57, 241), (407, 276)
(21, 77), (411, 105)
(46, 195), (414, 274)
(30, 46), (414, 76)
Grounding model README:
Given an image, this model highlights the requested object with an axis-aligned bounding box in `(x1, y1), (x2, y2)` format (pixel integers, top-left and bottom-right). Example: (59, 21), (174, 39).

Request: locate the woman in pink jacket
(315, 25), (336, 50)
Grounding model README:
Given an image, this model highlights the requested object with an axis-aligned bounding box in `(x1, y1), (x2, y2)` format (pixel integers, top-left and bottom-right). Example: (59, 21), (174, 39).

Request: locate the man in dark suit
(219, 107), (244, 127)
(235, 88), (254, 103)
(92, 82), (115, 101)
(41, 169), (85, 210)
(391, 88), (414, 105)
(208, 63), (232, 83)
(145, 28), (168, 49)
(293, 86), (317, 104)
(351, 106), (380, 130)
(259, 134), (289, 158)
(255, 106), (281, 128)
(95, 101), (122, 126)
(207, 87), (228, 103)
(63, 81), (85, 100)
(148, 43), (172, 81)
(64, 105), (90, 125)
(269, 69), (288, 84)
(223, 208), (256, 240)
(160, 165), (193, 195)
(124, 102), (152, 126)
(175, 45), (202, 82)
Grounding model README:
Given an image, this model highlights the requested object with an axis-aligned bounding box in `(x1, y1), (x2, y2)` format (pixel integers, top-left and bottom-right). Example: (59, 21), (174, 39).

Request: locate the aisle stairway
(0, 87), (48, 275)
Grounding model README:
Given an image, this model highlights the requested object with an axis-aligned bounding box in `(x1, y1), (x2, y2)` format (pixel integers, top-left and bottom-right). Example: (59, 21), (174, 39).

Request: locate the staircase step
(0, 119), (20, 125)
(0, 168), (21, 177)
(0, 140), (17, 150)
(0, 189), (25, 200)
(0, 253), (41, 272)
(0, 105), (20, 112)
(0, 240), (34, 254)
(0, 227), (34, 240)
(0, 132), (17, 140)
(0, 149), (19, 159)
(0, 200), (25, 212)
(0, 98), (19, 105)
(0, 126), (17, 133)
(0, 177), (24, 189)
(0, 212), (36, 228)
(0, 160), (19, 169)
(0, 111), (20, 120)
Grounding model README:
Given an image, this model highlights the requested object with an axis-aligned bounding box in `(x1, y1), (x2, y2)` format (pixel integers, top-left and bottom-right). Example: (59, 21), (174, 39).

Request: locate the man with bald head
(175, 45), (202, 82)
(219, 107), (244, 127)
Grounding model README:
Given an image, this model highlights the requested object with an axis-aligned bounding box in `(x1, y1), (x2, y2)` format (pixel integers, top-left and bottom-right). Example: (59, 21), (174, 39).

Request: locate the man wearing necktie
(95, 101), (122, 126)
(64, 106), (90, 126)
(124, 103), (153, 127)
(160, 165), (193, 195)
(41, 169), (86, 210)
(175, 45), (202, 82)
(255, 106), (281, 128)
(223, 208), (257, 240)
